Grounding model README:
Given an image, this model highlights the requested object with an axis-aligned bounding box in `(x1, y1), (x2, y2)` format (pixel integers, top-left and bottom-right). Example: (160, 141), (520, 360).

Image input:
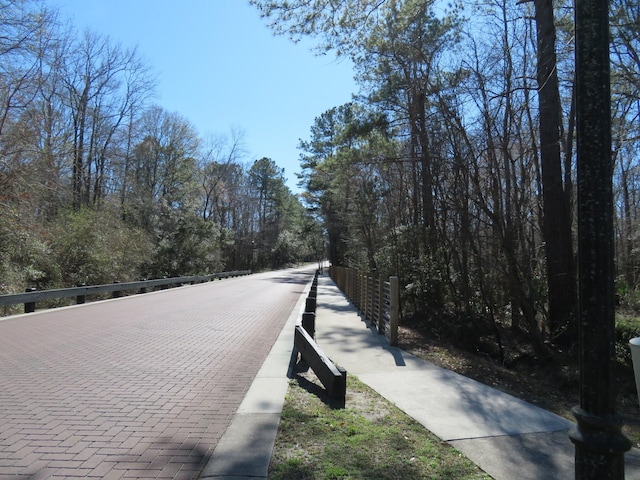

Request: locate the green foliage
(605, 283), (640, 366)
(616, 314), (640, 367)
(403, 254), (447, 311)
(298, 103), (393, 271)
(50, 208), (153, 286)
(0, 2), (323, 309)
(618, 282), (640, 314)
(147, 211), (223, 277)
(271, 230), (302, 268)
(0, 207), (57, 297)
(374, 226), (447, 312)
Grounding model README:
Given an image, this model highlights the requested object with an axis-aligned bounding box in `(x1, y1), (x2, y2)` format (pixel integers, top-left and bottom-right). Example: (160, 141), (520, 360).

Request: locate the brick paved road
(0, 267), (314, 480)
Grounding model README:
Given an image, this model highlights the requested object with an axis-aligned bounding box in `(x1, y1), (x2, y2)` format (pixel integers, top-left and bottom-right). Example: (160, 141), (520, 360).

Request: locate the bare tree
(60, 30), (154, 210)
(199, 127), (247, 222)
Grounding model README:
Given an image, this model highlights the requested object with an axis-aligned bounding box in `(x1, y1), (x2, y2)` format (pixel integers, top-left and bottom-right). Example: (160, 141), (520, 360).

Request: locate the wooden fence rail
(0, 270), (252, 314)
(328, 266), (399, 346)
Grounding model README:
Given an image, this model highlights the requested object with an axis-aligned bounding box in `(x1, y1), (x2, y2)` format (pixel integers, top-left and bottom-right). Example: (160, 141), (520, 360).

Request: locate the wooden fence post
(378, 275), (384, 334)
(351, 268), (356, 303)
(350, 269), (355, 305)
(389, 276), (399, 346)
(364, 273), (368, 314)
(367, 274), (372, 322)
(363, 273), (368, 320)
(343, 268), (351, 299)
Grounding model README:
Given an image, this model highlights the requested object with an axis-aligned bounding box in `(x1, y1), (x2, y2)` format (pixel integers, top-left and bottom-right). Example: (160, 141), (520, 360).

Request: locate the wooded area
(2, 0), (640, 363)
(253, 0), (640, 361)
(0, 0), (323, 315)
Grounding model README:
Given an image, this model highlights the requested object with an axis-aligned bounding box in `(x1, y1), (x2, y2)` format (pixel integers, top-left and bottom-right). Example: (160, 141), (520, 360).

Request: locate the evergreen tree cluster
(255, 0), (640, 357)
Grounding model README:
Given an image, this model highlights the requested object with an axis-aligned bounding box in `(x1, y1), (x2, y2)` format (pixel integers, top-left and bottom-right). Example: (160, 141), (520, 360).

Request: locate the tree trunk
(533, 0), (577, 343)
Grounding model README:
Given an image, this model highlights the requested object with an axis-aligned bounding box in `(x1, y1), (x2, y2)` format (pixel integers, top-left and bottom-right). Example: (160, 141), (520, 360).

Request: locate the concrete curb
(201, 271), (640, 479)
(200, 275), (311, 479)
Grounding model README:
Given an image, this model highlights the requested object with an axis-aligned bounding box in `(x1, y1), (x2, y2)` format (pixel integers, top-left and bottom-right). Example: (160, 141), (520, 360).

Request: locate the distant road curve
(0, 265), (316, 480)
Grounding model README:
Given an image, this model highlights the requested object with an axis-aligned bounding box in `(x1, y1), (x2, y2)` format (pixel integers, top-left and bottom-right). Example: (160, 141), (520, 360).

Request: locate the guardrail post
(305, 296), (316, 314)
(310, 274), (318, 299)
(303, 285), (317, 338)
(24, 288), (36, 313)
(139, 279), (147, 294)
(389, 276), (399, 346)
(302, 311), (315, 339)
(112, 281), (122, 298)
(76, 283), (86, 304)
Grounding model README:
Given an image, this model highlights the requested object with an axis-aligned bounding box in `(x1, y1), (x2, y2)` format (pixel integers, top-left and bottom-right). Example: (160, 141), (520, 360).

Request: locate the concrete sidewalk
(313, 273), (640, 480)
(203, 272), (640, 479)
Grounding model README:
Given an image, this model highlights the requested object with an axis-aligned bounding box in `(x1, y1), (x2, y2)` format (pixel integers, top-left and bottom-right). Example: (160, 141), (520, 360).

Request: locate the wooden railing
(295, 270), (347, 399)
(328, 266), (399, 346)
(0, 270), (252, 314)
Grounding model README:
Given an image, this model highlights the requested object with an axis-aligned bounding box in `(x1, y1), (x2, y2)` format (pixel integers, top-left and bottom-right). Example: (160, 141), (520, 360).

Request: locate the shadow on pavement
(259, 267), (317, 286)
(27, 436), (211, 480)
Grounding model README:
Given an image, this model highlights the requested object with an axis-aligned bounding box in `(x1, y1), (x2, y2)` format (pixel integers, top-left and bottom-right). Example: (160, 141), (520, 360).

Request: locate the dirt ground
(397, 323), (640, 448)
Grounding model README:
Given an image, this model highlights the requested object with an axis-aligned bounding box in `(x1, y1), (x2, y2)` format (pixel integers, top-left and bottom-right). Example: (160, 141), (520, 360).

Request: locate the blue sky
(49, 0), (358, 192)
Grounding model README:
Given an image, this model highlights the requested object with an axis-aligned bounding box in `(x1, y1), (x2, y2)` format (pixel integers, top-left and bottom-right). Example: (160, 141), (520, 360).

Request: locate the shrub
(0, 206), (59, 293)
(145, 211), (223, 277)
(616, 314), (640, 367)
(50, 208), (153, 286)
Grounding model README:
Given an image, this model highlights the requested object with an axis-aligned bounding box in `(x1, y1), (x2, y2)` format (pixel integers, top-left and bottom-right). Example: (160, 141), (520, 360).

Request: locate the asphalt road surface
(0, 266), (315, 479)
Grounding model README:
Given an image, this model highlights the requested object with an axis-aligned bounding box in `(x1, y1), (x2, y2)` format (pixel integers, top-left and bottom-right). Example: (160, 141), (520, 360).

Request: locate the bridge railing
(328, 266), (399, 346)
(0, 270), (252, 314)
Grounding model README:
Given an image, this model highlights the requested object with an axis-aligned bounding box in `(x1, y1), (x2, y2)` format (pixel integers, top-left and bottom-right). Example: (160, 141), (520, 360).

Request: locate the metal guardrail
(0, 270), (252, 313)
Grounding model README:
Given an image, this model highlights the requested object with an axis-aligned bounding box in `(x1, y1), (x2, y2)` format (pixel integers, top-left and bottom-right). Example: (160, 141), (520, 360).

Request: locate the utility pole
(568, 0), (632, 478)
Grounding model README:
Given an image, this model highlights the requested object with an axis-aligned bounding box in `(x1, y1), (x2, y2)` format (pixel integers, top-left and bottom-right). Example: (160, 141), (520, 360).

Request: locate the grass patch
(269, 368), (490, 480)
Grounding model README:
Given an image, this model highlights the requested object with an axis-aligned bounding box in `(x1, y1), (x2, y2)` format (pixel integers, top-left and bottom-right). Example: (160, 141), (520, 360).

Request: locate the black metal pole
(569, 0), (631, 477)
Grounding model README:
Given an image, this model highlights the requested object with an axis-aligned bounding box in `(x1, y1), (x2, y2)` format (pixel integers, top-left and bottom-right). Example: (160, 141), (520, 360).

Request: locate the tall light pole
(569, 0), (632, 477)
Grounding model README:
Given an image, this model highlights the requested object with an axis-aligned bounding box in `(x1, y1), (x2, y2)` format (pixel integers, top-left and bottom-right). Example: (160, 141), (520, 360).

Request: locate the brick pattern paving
(0, 269), (311, 479)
